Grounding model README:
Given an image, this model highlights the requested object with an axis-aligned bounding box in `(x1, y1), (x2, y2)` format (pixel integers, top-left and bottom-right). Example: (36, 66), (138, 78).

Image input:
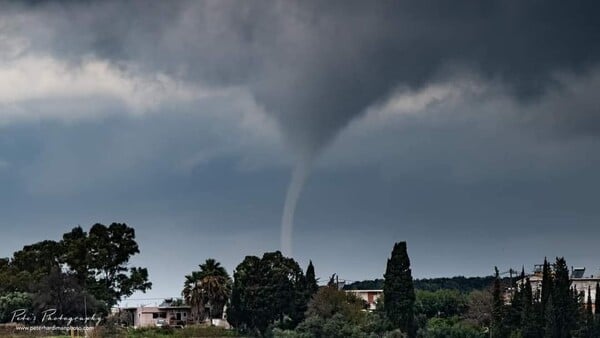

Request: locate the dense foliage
(226, 251), (310, 335)
(0, 223), (151, 319)
(490, 256), (600, 338)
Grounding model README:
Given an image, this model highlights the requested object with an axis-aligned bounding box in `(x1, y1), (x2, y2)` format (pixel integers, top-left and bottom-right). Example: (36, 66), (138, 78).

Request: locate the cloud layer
(0, 0), (599, 301)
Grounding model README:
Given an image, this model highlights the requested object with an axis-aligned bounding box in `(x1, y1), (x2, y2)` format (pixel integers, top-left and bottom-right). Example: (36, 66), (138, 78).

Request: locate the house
(117, 299), (192, 328)
(516, 266), (600, 311)
(115, 298), (230, 328)
(345, 289), (383, 310)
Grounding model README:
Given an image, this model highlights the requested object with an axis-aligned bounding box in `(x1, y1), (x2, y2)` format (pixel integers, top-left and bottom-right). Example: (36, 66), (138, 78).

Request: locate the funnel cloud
(1, 0), (600, 258)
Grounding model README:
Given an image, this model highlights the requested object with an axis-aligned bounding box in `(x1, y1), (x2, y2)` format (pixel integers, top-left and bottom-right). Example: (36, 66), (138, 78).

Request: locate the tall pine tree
(383, 241), (416, 337)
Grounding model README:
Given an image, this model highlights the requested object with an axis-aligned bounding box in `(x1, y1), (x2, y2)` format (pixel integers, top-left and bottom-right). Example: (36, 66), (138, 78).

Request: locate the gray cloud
(1, 1), (600, 298)
(4, 0), (600, 154)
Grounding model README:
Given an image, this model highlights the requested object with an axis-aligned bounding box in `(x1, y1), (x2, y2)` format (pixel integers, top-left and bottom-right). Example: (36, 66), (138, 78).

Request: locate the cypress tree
(509, 271), (524, 333)
(544, 295), (556, 338)
(541, 257), (554, 331)
(305, 260), (318, 296)
(552, 257), (575, 337)
(491, 266), (506, 338)
(383, 241), (416, 337)
(541, 258), (553, 310)
(521, 278), (538, 338)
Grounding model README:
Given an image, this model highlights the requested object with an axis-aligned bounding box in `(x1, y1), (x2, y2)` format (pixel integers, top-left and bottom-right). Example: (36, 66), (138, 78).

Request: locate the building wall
(345, 290), (383, 310)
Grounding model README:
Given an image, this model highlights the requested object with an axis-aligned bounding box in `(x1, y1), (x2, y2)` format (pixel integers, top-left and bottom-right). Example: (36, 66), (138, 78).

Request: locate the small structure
(117, 299), (192, 328)
(345, 289), (383, 311)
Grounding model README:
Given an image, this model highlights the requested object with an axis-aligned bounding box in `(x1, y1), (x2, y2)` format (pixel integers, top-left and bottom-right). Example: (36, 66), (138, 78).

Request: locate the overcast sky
(1, 1), (600, 305)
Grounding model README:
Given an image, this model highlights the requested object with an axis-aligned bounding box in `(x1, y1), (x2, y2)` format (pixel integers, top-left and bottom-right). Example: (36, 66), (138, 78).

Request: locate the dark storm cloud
(5, 0), (600, 154)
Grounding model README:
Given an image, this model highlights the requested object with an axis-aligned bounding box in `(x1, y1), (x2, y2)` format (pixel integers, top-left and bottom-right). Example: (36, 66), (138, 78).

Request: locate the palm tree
(182, 259), (232, 324)
(202, 274), (232, 322)
(182, 271), (204, 323)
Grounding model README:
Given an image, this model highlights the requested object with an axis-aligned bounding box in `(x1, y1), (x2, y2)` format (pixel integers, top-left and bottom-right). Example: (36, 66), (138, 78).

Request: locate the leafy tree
(305, 260), (319, 297)
(61, 226), (90, 285)
(31, 266), (101, 317)
(305, 286), (365, 323)
(84, 223), (151, 308)
(421, 316), (486, 338)
(278, 287), (400, 338)
(464, 290), (492, 329)
(415, 289), (467, 319)
(10, 240), (63, 285)
(384, 241), (416, 337)
(0, 292), (32, 322)
(227, 252), (307, 334)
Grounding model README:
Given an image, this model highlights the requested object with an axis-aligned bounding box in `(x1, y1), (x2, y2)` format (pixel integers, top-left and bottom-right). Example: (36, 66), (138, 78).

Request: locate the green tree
(507, 268), (526, 334)
(551, 257), (575, 337)
(0, 292), (32, 322)
(541, 257), (553, 329)
(61, 226), (90, 285)
(415, 289), (467, 319)
(384, 241), (416, 337)
(491, 267), (507, 338)
(305, 286), (366, 323)
(197, 259), (231, 322)
(421, 316), (486, 338)
(544, 295), (556, 338)
(10, 240), (63, 285)
(581, 286), (594, 338)
(182, 270), (204, 323)
(31, 266), (100, 317)
(84, 223), (152, 308)
(305, 260), (319, 298)
(464, 289), (492, 329)
(227, 252), (307, 334)
(521, 278), (539, 338)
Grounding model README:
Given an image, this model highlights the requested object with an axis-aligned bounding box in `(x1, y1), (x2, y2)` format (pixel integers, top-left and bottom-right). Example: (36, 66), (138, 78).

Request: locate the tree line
(179, 242), (417, 337)
(5, 224), (596, 338)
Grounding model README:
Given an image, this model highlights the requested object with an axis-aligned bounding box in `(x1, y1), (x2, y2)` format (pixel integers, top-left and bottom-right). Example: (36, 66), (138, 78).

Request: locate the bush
(420, 317), (485, 338)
